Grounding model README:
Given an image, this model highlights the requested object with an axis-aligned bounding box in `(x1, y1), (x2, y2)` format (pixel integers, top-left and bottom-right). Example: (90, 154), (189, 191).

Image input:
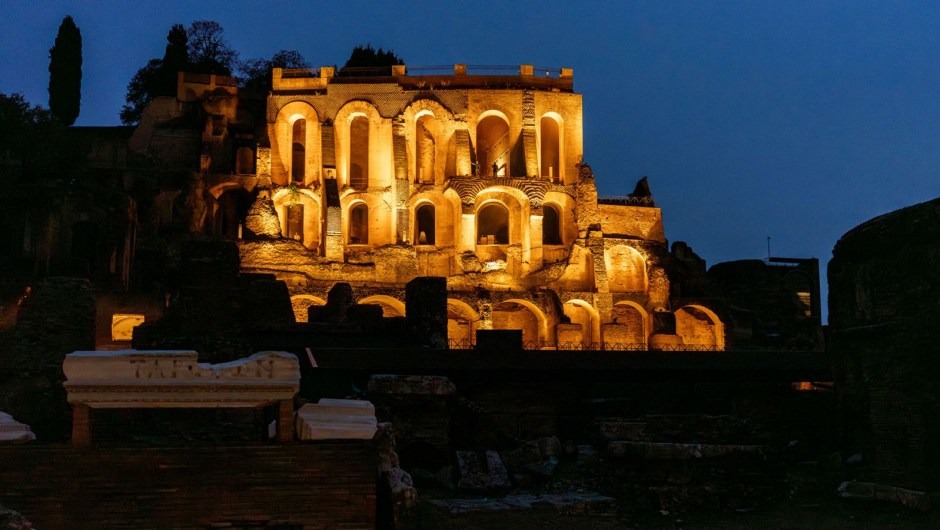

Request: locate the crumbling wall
(828, 197), (940, 491)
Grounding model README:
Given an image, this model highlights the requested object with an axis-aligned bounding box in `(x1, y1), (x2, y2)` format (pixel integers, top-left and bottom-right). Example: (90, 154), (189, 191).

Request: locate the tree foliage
(187, 20), (238, 75)
(238, 49), (310, 91)
(340, 44), (403, 75)
(0, 92), (82, 181)
(120, 24), (191, 125)
(48, 15), (82, 125)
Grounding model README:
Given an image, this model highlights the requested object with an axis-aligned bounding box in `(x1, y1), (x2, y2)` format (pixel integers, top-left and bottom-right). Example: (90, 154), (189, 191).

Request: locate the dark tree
(187, 20), (238, 75)
(120, 24), (191, 125)
(156, 24), (189, 96)
(238, 49), (309, 90)
(48, 15), (82, 125)
(120, 59), (162, 125)
(340, 44), (404, 76)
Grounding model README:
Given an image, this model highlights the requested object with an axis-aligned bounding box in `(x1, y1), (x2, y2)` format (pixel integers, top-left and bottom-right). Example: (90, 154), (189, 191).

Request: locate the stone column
(71, 403), (91, 447)
(392, 118), (410, 243)
(277, 400), (294, 442)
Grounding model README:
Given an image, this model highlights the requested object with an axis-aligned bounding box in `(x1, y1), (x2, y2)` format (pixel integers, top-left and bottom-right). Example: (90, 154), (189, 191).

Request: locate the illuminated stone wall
(160, 64), (727, 350)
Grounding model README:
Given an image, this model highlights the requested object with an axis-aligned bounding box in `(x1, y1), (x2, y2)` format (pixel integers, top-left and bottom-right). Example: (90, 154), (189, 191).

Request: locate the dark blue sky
(3, 1), (939, 322)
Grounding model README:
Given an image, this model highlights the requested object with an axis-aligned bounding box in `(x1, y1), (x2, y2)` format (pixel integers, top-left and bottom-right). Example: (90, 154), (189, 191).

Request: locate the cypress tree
(48, 15), (82, 126)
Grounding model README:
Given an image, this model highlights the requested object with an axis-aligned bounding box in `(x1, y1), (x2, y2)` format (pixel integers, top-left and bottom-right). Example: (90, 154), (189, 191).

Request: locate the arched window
(416, 115), (437, 183)
(348, 203), (369, 244)
(476, 115), (510, 177)
(235, 146), (254, 175)
(543, 204), (562, 245)
(349, 116), (369, 189)
(292, 119), (305, 182)
(540, 116), (560, 182)
(477, 203), (509, 244)
(415, 203), (435, 245)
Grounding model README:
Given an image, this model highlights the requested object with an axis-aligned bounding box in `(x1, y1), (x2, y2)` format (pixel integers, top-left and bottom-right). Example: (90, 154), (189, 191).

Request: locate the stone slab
(0, 412), (35, 443)
(295, 400), (378, 440)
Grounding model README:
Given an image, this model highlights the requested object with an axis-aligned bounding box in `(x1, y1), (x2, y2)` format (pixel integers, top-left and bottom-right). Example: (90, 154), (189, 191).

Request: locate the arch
(272, 101), (319, 186)
(562, 299), (600, 347)
(292, 119), (306, 182)
(291, 294), (326, 323)
(415, 113), (438, 184)
(215, 188), (252, 239)
(358, 295), (405, 317)
(476, 202), (509, 244)
(605, 245), (648, 293)
(348, 202), (369, 244)
(543, 204), (562, 245)
(493, 298), (549, 346)
(606, 301), (649, 348)
(272, 187), (322, 251)
(415, 202), (436, 245)
(447, 298), (480, 346)
(334, 100), (386, 189)
(540, 113), (563, 182)
(349, 115), (369, 189)
(675, 304), (725, 350)
(476, 112), (510, 177)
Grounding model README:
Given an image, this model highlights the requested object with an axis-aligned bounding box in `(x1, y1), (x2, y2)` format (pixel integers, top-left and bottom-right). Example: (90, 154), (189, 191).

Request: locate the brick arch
(447, 298), (481, 347)
(493, 298), (549, 345)
(291, 294), (326, 323)
(358, 295), (405, 317)
(562, 299), (600, 347)
(605, 301), (649, 349)
(272, 187), (322, 251)
(605, 245), (648, 293)
(675, 304), (725, 350)
(272, 101), (320, 187)
(539, 111), (564, 182)
(334, 100), (386, 189)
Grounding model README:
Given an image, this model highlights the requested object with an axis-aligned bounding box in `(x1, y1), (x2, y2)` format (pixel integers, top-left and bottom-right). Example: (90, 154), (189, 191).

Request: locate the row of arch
(276, 99), (570, 188)
(290, 294), (725, 350)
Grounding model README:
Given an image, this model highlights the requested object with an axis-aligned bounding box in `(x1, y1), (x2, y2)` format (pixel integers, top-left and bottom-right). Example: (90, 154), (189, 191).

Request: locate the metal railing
(447, 339), (726, 352)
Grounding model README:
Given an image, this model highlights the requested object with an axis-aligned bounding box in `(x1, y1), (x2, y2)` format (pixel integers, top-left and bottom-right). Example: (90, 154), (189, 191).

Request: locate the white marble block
(296, 399), (378, 440)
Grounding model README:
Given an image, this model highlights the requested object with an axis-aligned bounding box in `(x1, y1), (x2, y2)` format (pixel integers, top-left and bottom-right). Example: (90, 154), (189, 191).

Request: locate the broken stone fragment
(0, 412), (36, 443)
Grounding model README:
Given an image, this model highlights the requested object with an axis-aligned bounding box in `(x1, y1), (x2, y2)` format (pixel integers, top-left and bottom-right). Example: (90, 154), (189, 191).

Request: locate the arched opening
(540, 116), (560, 182)
(543, 204), (562, 245)
(447, 300), (479, 347)
(415, 114), (437, 183)
(477, 202), (509, 244)
(493, 300), (541, 345)
(415, 203), (435, 245)
(358, 295), (406, 317)
(349, 115), (369, 189)
(217, 188), (251, 238)
(235, 146), (254, 175)
(476, 115), (510, 177)
(675, 305), (725, 350)
(348, 203), (369, 244)
(606, 246), (647, 293)
(291, 119), (305, 182)
(291, 295), (326, 323)
(286, 203), (304, 242)
(562, 300), (597, 348)
(604, 302), (648, 349)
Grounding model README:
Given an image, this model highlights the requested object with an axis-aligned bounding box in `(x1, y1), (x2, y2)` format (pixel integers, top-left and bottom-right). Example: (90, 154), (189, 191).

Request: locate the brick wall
(0, 443), (376, 529)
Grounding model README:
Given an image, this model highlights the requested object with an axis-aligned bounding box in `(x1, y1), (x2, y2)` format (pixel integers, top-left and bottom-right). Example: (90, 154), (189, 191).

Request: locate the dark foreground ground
(413, 461), (940, 529)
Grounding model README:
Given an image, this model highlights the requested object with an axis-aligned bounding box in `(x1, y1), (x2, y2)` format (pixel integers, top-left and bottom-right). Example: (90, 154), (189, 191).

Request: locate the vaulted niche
(416, 203), (435, 245)
(477, 202), (509, 244)
(540, 116), (560, 182)
(416, 114), (437, 183)
(349, 116), (369, 189)
(348, 203), (369, 244)
(476, 115), (510, 177)
(291, 119), (305, 182)
(543, 204), (562, 245)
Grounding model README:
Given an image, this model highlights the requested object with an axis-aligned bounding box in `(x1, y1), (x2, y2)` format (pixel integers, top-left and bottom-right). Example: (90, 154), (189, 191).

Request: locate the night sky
(2, 1), (938, 322)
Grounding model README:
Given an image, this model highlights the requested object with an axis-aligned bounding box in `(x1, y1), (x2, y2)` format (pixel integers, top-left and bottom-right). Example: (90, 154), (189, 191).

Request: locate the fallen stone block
(296, 399), (377, 440)
(838, 480), (932, 511)
(456, 450), (511, 491)
(0, 412), (35, 443)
